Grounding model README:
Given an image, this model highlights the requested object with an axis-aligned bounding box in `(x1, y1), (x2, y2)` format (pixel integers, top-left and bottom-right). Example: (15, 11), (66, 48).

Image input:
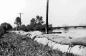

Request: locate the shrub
(18, 25), (27, 31)
(26, 25), (34, 31)
(0, 22), (12, 37)
(1, 22), (12, 31)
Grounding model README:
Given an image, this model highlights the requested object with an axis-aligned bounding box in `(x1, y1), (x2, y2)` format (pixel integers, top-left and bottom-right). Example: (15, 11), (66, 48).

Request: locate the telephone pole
(17, 12), (23, 26)
(18, 13), (23, 19)
(46, 0), (49, 34)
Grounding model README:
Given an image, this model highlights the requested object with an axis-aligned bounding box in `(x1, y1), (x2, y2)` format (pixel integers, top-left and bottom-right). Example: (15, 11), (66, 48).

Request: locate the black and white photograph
(0, 0), (86, 56)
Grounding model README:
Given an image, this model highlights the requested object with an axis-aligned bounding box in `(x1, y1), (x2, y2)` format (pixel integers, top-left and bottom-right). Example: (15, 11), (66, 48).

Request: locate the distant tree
(14, 17), (22, 30)
(1, 22), (12, 31)
(38, 24), (46, 32)
(27, 15), (46, 31)
(30, 18), (36, 26)
(18, 24), (27, 31)
(36, 15), (44, 25)
(26, 25), (34, 31)
(32, 15), (44, 31)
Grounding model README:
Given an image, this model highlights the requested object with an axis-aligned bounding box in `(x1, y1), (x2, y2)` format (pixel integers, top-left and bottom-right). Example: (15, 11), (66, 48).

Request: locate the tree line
(14, 15), (52, 32)
(0, 15), (52, 36)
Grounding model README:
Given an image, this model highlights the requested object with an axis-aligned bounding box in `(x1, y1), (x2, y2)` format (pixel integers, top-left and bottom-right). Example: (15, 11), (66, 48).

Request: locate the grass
(0, 32), (78, 56)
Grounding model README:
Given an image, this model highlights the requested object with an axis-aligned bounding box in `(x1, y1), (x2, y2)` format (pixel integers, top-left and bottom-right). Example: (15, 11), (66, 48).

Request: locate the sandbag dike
(33, 35), (86, 56)
(10, 31), (86, 56)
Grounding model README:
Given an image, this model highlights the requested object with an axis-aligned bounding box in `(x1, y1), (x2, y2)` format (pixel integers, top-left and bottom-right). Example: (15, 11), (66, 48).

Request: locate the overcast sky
(0, 0), (86, 27)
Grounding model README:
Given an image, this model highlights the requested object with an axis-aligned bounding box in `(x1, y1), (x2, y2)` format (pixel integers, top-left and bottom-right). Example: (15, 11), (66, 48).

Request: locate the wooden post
(46, 0), (49, 34)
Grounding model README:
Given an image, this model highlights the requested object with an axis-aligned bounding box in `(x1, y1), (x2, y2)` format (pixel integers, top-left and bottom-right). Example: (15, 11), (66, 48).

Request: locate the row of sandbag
(33, 35), (86, 56)
(10, 30), (86, 56)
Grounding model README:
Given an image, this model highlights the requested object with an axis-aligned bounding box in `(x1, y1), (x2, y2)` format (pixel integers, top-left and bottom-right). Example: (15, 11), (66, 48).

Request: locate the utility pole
(46, 0), (49, 34)
(18, 13), (23, 19)
(17, 12), (23, 26)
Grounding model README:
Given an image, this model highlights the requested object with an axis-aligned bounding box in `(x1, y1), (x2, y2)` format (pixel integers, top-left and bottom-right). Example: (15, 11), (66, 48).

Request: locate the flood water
(53, 27), (86, 38)
(52, 27), (86, 56)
